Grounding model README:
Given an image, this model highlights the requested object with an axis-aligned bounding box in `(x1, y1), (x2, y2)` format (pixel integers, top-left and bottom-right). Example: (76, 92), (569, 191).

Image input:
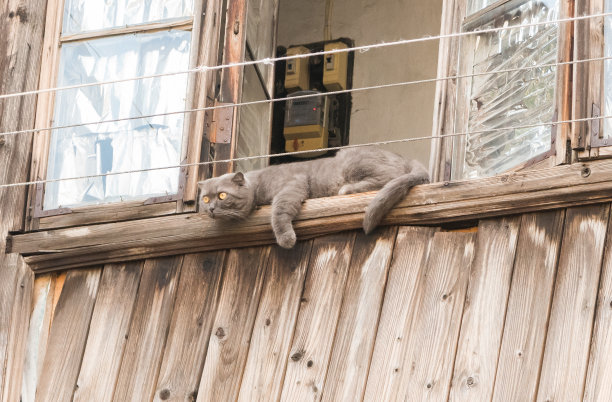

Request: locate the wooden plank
(0, 0), (48, 392)
(183, 0), (225, 204)
(153, 252), (226, 402)
(582, 207), (612, 401)
(21, 275), (55, 402)
(321, 227), (398, 401)
(491, 210), (565, 402)
(1, 258), (34, 402)
(237, 242), (313, 402)
(35, 268), (102, 402)
(363, 227), (438, 401)
(537, 204), (610, 402)
(196, 246), (271, 402)
(72, 262), (143, 402)
(448, 217), (520, 401)
(112, 256), (182, 402)
(39, 201), (177, 230)
(59, 17), (193, 43)
(399, 232), (476, 400)
(212, 0), (248, 177)
(14, 158), (612, 272)
(279, 233), (355, 401)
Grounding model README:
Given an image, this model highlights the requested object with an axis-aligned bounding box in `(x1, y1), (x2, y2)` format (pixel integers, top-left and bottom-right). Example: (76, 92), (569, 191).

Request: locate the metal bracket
(209, 104), (234, 144)
(590, 103), (610, 148)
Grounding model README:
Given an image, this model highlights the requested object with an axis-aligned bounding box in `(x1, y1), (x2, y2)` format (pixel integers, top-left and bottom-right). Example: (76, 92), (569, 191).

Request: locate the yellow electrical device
(323, 42), (349, 91)
(283, 91), (329, 158)
(285, 46), (310, 92)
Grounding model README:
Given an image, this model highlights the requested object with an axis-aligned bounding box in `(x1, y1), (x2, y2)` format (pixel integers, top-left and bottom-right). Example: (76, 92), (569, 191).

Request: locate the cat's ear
(232, 172), (245, 186)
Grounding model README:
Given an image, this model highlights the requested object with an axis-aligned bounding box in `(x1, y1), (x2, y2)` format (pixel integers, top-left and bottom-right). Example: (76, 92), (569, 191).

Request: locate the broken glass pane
(44, 30), (191, 210)
(454, 0), (558, 179)
(63, 0), (193, 34)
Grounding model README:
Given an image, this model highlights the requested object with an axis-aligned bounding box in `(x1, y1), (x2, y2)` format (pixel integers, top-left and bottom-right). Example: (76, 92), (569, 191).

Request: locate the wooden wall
(0, 1), (47, 400)
(12, 203), (612, 401)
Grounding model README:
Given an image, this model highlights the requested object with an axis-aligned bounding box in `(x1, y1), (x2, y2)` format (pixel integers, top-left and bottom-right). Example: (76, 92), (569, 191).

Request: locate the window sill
(8, 159), (612, 272)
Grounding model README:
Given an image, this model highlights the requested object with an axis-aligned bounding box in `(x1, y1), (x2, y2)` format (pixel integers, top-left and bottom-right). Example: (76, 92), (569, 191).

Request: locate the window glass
(44, 30), (191, 209)
(466, 0), (499, 16)
(604, 0), (612, 138)
(453, 0), (558, 179)
(62, 0), (193, 34)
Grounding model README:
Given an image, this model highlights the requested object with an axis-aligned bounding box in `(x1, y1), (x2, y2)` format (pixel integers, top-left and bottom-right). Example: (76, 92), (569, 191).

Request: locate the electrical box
(323, 42), (349, 91)
(284, 46), (310, 92)
(283, 91), (329, 157)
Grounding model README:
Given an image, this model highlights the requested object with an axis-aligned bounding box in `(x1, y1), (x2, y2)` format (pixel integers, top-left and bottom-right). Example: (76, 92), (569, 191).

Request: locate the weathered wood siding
(0, 1), (47, 400)
(14, 204), (612, 401)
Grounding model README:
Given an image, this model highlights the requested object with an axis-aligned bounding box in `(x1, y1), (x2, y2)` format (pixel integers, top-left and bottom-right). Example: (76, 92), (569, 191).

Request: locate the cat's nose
(208, 206), (215, 217)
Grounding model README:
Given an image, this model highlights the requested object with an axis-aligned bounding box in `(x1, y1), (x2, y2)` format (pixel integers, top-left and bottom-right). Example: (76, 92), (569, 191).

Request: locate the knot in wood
(581, 167), (591, 178)
(466, 376), (475, 387)
(291, 351), (303, 361)
(159, 389), (171, 400)
(215, 327), (226, 338)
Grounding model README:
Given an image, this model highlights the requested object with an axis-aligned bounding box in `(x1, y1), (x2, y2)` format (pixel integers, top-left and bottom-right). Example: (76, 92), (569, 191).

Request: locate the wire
(1, 10), (611, 101)
(2, 54), (612, 138)
(1, 112), (611, 190)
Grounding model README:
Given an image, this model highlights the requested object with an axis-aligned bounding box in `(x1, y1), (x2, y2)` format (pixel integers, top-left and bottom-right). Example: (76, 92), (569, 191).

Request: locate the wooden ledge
(7, 159), (612, 272)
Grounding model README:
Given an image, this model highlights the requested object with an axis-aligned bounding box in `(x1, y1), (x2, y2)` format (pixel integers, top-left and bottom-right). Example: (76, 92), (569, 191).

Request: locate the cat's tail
(363, 168), (429, 234)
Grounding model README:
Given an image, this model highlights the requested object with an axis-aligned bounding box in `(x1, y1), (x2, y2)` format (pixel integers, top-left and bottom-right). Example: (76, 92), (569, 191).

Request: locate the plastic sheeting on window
(453, 0), (558, 180)
(44, 30), (191, 210)
(62, 0), (193, 34)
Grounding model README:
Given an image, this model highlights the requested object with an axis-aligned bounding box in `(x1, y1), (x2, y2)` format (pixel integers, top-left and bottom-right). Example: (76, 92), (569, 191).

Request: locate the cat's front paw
(276, 230), (297, 249)
(338, 184), (354, 195)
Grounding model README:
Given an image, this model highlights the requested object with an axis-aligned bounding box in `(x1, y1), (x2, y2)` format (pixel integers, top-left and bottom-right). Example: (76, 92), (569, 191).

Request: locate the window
(43, 1), (194, 210)
(433, 0), (571, 181)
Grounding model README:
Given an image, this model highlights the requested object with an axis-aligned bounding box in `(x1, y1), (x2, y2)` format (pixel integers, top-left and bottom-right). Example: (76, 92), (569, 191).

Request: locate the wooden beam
(9, 158), (612, 272)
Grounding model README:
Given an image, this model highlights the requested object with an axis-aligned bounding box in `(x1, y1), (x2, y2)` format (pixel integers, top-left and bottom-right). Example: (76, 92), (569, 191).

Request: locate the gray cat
(198, 147), (429, 249)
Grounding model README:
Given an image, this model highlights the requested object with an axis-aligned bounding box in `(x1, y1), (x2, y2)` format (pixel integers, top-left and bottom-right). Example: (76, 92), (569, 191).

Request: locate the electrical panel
(323, 42), (349, 91)
(283, 91), (329, 157)
(284, 46), (310, 92)
(271, 38), (354, 163)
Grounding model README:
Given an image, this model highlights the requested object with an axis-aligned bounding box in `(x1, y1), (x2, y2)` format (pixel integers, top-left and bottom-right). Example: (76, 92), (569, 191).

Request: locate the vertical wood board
(280, 233), (355, 402)
(35, 268), (102, 402)
(398, 231), (476, 401)
(321, 227), (398, 402)
(363, 226), (438, 401)
(196, 246), (271, 402)
(153, 252), (226, 402)
(112, 256), (183, 402)
(73, 262), (144, 402)
(449, 217), (521, 401)
(537, 204), (610, 402)
(492, 211), (565, 402)
(237, 242), (313, 402)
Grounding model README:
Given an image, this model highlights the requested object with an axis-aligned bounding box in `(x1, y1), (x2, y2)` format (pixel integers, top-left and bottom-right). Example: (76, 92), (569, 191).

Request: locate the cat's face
(197, 172), (255, 220)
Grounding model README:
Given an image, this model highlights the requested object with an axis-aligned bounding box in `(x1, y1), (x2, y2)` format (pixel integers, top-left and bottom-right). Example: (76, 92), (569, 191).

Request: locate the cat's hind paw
(276, 230), (297, 249)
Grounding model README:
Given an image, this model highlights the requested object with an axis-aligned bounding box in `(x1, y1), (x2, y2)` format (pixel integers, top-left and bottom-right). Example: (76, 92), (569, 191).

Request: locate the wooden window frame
(430, 0), (574, 182)
(572, 0), (612, 160)
(25, 0), (228, 230)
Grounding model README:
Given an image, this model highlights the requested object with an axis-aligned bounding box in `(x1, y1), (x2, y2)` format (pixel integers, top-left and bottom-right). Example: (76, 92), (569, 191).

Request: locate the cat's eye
(202, 196), (210, 203)
(218, 192), (227, 200)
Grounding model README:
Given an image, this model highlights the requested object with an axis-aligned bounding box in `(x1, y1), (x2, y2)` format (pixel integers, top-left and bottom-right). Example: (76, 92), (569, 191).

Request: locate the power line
(0, 10), (610, 101)
(1, 112), (610, 190)
(1, 54), (611, 138)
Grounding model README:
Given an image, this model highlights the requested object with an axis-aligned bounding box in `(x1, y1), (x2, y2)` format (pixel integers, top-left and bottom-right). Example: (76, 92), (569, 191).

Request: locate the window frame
(572, 0), (612, 159)
(430, 0), (573, 182)
(26, 0), (225, 230)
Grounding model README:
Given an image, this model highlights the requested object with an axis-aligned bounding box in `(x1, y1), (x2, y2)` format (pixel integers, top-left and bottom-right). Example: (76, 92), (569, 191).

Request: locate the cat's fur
(198, 147), (429, 248)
